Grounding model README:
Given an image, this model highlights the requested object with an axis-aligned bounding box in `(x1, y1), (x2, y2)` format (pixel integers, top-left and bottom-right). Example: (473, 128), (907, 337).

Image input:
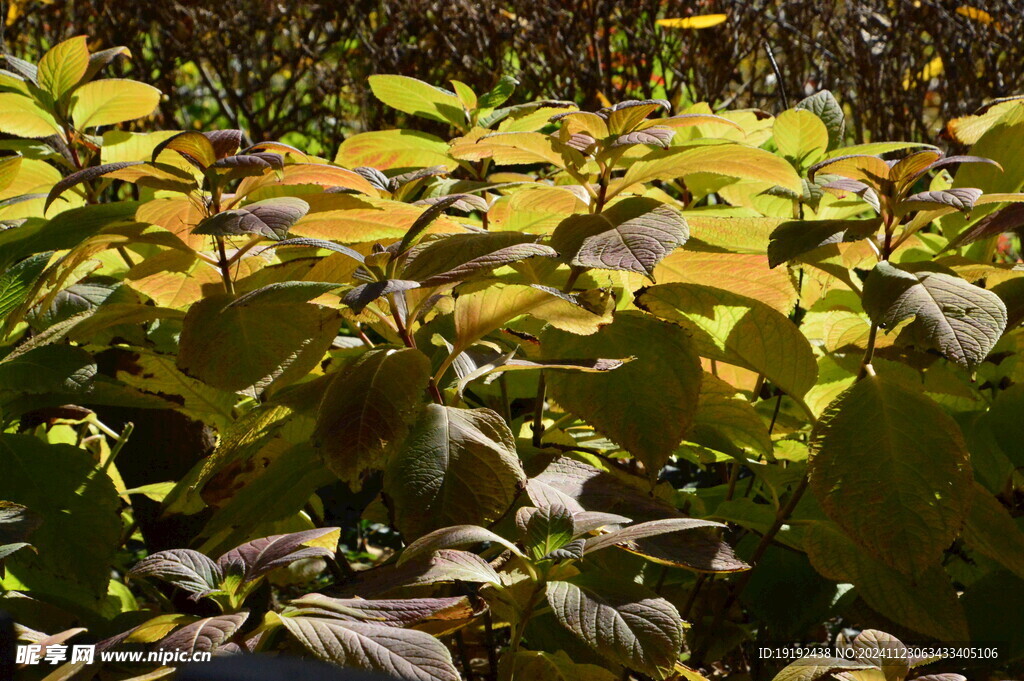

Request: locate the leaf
(176, 292), (342, 392)
(280, 615), (460, 681)
(615, 144), (803, 196)
(542, 312), (702, 476)
(635, 283), (818, 399)
(194, 197), (310, 241)
(526, 504), (576, 560)
(545, 573), (682, 679)
(397, 549), (504, 587)
(898, 188), (983, 216)
(396, 194), (473, 255)
(273, 237), (366, 263)
(478, 74), (518, 110)
(796, 90), (846, 151)
(44, 161), (144, 210)
(287, 593), (474, 627)
(38, 36), (89, 100)
(848, 629), (910, 681)
(216, 527), (340, 583)
(0, 435), (121, 609)
(767, 217), (881, 268)
(399, 525), (525, 566)
(503, 650), (619, 681)
(402, 232), (556, 285)
(529, 458), (747, 572)
(313, 348), (431, 485)
(771, 658), (874, 681)
(0, 251), (48, 320)
(691, 372), (773, 456)
(584, 518), (725, 555)
(804, 522), (969, 641)
(335, 130), (457, 171)
(656, 14), (727, 28)
(0, 501), (42, 545)
(962, 481), (1024, 580)
(342, 279), (421, 314)
(808, 375), (973, 575)
(129, 549), (222, 597)
(453, 282), (613, 346)
(153, 131), (217, 168)
(369, 74), (465, 128)
(387, 405), (524, 540)
(158, 612), (249, 654)
(69, 79), (161, 129)
(550, 197), (689, 279)
(0, 345), (96, 394)
(0, 93), (61, 137)
(945, 202), (1024, 250)
(237, 163), (379, 197)
(773, 109), (828, 165)
(861, 261), (1007, 369)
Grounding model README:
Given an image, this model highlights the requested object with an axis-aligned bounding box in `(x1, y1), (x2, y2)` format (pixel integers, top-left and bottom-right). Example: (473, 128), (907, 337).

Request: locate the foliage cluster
(4, 1), (1023, 146)
(2, 34), (1024, 681)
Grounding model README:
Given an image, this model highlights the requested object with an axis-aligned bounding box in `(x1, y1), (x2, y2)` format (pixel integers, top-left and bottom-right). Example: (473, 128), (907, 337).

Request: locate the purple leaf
(216, 527), (340, 583)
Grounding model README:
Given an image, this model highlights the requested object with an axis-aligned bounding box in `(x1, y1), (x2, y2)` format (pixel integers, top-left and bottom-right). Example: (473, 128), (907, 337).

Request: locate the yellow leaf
(38, 35), (89, 100)
(656, 14), (727, 29)
(956, 5), (993, 24)
(70, 78), (161, 129)
(334, 129), (457, 171)
(0, 93), (61, 138)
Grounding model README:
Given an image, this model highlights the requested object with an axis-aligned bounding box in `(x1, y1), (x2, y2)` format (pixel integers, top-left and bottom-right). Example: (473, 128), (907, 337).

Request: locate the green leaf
(546, 573), (683, 679)
(69, 78), (161, 129)
(690, 372), (773, 456)
(38, 35), (89, 100)
(808, 375), (973, 575)
(962, 481), (1024, 580)
(0, 93), (61, 137)
(614, 144), (803, 197)
(0, 435), (121, 611)
(386, 405), (524, 540)
(176, 292), (342, 393)
(0, 251), (49, 320)
(368, 74), (466, 128)
(543, 311), (702, 476)
(804, 522), (969, 641)
(313, 348), (431, 485)
(771, 658), (873, 681)
(795, 90), (845, 151)
(767, 217), (881, 268)
(635, 283), (818, 399)
(503, 650), (619, 681)
(862, 261), (1007, 369)
(194, 197), (309, 241)
(773, 109), (828, 165)
(478, 74), (518, 110)
(0, 201), (139, 270)
(526, 504), (576, 560)
(550, 197), (689, 279)
(0, 344), (96, 394)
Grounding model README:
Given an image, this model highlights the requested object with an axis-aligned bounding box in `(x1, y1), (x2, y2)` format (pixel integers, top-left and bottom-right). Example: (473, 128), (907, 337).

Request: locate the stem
(483, 610), (500, 681)
(531, 373), (546, 447)
(454, 630), (477, 681)
(216, 236), (235, 295)
(224, 235), (264, 265)
(100, 422), (133, 474)
(691, 476), (809, 665)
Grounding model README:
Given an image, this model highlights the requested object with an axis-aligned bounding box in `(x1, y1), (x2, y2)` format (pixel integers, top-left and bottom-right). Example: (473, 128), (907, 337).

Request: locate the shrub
(1, 35), (1024, 680)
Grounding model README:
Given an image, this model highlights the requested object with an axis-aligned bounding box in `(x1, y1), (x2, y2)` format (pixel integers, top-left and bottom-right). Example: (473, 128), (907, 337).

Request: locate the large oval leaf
(368, 74), (465, 128)
(545, 573), (683, 679)
(281, 615), (460, 681)
(808, 376), (973, 575)
(635, 283), (818, 399)
(69, 79), (161, 129)
(542, 311), (702, 476)
(862, 261), (1007, 370)
(176, 293), (342, 393)
(550, 197), (689, 279)
(386, 405), (525, 540)
(313, 348), (431, 485)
